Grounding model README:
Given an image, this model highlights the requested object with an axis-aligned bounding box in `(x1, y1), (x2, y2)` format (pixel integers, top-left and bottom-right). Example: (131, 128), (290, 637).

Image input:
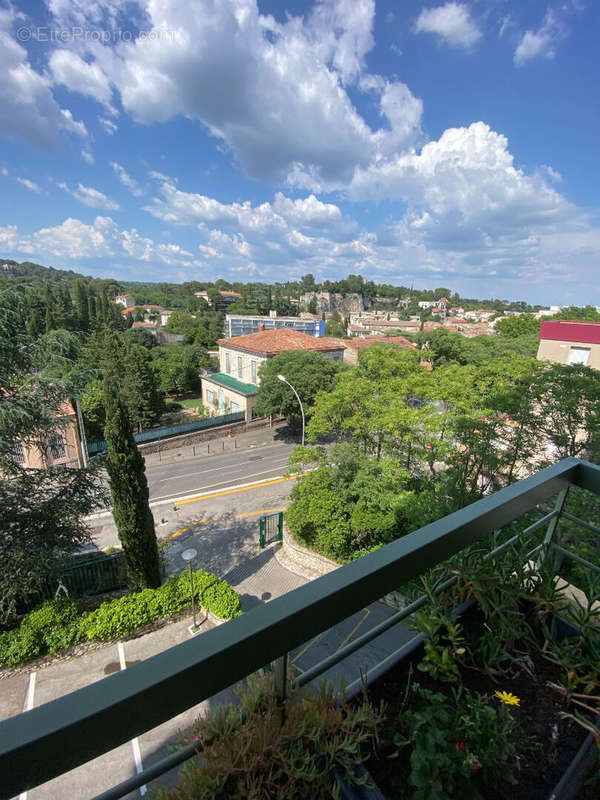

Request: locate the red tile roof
(540, 320), (600, 345)
(218, 329), (345, 356)
(344, 336), (416, 351)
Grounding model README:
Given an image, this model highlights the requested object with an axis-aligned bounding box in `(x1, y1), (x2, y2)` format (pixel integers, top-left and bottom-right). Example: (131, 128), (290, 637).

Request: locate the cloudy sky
(1, 0), (598, 303)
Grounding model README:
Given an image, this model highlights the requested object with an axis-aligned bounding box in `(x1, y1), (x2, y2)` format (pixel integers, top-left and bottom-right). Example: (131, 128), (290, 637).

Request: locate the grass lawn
(174, 394), (203, 409)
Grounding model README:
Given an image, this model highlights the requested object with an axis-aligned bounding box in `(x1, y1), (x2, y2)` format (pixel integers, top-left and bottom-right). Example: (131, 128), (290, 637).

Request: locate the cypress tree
(103, 375), (161, 589)
(76, 280), (89, 330)
(44, 306), (56, 333)
(87, 295), (97, 324)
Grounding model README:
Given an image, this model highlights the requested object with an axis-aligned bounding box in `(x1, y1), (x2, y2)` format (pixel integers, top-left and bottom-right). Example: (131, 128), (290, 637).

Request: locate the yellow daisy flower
(495, 690), (520, 707)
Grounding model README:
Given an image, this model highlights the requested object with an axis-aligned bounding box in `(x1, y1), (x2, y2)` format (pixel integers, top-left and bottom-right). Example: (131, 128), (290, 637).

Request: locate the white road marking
(117, 643), (147, 796)
(157, 456), (290, 483)
(145, 441), (290, 475)
(150, 468), (295, 504)
(19, 672), (37, 799)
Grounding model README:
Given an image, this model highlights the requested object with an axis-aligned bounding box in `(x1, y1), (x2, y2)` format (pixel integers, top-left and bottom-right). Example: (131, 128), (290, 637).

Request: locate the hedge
(0, 570), (241, 669)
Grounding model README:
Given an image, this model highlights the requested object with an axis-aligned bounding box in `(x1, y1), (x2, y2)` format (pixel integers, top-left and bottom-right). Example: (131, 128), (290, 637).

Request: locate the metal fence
(26, 553), (128, 611)
(87, 412), (245, 454)
(259, 511), (284, 547)
(2, 457), (599, 799)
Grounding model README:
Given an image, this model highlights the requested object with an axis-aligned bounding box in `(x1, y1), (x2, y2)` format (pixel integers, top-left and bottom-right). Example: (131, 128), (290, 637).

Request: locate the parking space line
(19, 672), (37, 800)
(335, 609), (370, 653)
(117, 643), (147, 796)
(289, 633), (324, 674)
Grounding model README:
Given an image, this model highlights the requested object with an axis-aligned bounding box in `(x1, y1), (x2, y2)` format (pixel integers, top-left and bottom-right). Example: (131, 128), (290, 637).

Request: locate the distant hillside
(0, 259), (88, 283)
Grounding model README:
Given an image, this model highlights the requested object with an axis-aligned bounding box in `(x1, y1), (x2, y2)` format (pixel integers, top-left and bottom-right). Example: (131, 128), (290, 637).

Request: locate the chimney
(259, 323), (265, 331)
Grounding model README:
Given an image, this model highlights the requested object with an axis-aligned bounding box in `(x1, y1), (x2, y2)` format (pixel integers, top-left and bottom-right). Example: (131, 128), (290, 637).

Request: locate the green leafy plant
(0, 571), (241, 668)
(410, 584), (465, 683)
(155, 675), (384, 800)
(394, 683), (524, 800)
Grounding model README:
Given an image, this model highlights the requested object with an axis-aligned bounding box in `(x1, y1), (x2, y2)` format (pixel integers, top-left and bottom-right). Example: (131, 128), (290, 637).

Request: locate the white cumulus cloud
(59, 181), (120, 210)
(110, 162), (143, 196)
(414, 2), (481, 49)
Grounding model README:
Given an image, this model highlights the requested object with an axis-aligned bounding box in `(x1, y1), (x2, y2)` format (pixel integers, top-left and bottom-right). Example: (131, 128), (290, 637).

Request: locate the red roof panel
(539, 320), (600, 345)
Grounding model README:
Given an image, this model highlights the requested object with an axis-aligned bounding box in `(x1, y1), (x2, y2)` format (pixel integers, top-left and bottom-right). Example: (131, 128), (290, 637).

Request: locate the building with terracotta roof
(113, 294), (135, 307)
(201, 328), (345, 420)
(339, 335), (416, 365)
(537, 320), (600, 369)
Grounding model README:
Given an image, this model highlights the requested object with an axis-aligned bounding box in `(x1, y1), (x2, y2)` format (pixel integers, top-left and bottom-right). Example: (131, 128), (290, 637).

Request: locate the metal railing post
(273, 653), (288, 702)
(540, 487), (569, 577)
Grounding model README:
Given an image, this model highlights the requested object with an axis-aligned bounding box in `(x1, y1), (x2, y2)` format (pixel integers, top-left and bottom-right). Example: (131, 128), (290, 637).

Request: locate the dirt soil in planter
(364, 605), (596, 800)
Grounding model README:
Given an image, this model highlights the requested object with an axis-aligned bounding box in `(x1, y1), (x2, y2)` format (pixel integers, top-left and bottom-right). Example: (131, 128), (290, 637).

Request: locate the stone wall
(137, 416), (284, 455)
(274, 523), (342, 580)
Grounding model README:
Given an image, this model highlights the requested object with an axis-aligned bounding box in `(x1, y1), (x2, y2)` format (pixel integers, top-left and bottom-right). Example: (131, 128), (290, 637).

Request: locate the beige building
(339, 335), (416, 365)
(537, 320), (600, 369)
(11, 398), (85, 469)
(201, 328), (345, 420)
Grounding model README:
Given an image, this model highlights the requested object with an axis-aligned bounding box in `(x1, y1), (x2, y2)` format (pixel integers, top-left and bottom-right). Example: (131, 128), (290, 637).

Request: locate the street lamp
(277, 374), (305, 446)
(181, 547), (199, 633)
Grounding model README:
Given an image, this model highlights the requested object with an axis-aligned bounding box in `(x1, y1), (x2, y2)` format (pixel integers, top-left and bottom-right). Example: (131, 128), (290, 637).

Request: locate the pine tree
(103, 374), (161, 590)
(87, 295), (97, 325)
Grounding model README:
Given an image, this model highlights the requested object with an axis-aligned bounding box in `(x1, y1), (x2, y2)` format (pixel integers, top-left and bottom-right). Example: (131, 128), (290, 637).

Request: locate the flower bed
(0, 570), (241, 669)
(358, 547), (600, 800)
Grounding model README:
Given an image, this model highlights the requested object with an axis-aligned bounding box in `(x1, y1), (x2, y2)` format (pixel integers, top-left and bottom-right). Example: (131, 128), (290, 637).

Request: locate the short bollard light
(181, 547), (199, 634)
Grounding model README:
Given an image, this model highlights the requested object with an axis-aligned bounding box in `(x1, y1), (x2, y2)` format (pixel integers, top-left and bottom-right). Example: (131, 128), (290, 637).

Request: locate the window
(231, 401), (240, 413)
(207, 390), (214, 404)
(225, 352), (231, 374)
(237, 356), (243, 378)
(251, 360), (257, 383)
(12, 443), (25, 463)
(567, 347), (590, 365)
(49, 435), (66, 459)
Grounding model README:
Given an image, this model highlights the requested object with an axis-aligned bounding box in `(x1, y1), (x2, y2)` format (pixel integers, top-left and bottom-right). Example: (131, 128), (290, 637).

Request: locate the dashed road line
(19, 672), (37, 800)
(117, 643), (147, 797)
(158, 455), (290, 483)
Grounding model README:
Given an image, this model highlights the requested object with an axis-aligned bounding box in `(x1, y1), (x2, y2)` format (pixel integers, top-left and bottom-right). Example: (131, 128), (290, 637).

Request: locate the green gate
(259, 512), (284, 547)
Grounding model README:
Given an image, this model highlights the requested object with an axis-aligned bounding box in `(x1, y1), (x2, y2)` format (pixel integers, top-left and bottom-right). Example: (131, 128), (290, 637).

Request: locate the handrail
(0, 457), (597, 798)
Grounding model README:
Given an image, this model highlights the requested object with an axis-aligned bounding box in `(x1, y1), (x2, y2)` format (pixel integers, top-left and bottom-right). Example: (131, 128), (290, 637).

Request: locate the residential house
(537, 320), (600, 369)
(339, 335), (416, 365)
(113, 294), (135, 307)
(201, 328), (345, 420)
(8, 397), (85, 469)
(194, 290), (241, 311)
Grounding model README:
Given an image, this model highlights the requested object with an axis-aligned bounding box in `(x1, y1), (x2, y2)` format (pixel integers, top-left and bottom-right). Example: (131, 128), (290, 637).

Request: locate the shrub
(157, 676), (384, 800)
(0, 571), (241, 668)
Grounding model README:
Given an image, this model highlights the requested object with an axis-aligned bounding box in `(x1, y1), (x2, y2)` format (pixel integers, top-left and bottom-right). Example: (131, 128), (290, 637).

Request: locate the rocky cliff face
(300, 292), (367, 313)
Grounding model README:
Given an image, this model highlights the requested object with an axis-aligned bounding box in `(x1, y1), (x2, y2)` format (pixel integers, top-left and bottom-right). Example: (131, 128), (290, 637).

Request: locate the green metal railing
(259, 511), (284, 547)
(1, 457), (599, 800)
(33, 553), (127, 606)
(87, 411), (245, 454)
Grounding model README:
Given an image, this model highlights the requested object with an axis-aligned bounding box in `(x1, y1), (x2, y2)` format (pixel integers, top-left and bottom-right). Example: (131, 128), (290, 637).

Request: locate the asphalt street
(145, 439), (297, 502)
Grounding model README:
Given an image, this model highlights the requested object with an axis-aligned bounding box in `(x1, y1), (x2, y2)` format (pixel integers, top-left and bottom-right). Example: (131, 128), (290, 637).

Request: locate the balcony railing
(1, 457), (599, 799)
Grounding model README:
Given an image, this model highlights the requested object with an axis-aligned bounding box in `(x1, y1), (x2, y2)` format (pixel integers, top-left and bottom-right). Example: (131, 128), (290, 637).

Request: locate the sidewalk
(142, 420), (289, 469)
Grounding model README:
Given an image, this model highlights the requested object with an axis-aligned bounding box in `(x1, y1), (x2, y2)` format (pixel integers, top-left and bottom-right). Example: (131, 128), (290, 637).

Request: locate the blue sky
(1, 0), (598, 304)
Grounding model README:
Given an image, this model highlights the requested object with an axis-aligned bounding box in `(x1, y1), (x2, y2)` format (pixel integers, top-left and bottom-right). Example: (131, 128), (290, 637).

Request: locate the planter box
(339, 606), (598, 800)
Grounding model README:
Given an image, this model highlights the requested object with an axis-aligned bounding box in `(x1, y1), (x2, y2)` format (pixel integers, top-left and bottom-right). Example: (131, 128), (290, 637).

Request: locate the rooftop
(218, 329), (345, 356)
(203, 372), (258, 395)
(344, 335), (416, 351)
(540, 319), (600, 345)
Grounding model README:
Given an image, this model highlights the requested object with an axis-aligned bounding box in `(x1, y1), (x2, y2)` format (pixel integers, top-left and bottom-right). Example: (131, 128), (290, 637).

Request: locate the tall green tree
(103, 375), (161, 590)
(0, 292), (105, 621)
(75, 280), (89, 331)
(255, 350), (343, 426)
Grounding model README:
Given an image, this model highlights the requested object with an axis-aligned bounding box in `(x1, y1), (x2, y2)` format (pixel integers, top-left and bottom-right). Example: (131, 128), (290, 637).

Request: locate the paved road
(145, 440), (296, 502)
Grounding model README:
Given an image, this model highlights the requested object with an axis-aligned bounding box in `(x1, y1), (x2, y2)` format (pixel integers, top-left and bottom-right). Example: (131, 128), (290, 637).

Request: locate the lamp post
(277, 374), (305, 446)
(181, 548), (198, 633)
